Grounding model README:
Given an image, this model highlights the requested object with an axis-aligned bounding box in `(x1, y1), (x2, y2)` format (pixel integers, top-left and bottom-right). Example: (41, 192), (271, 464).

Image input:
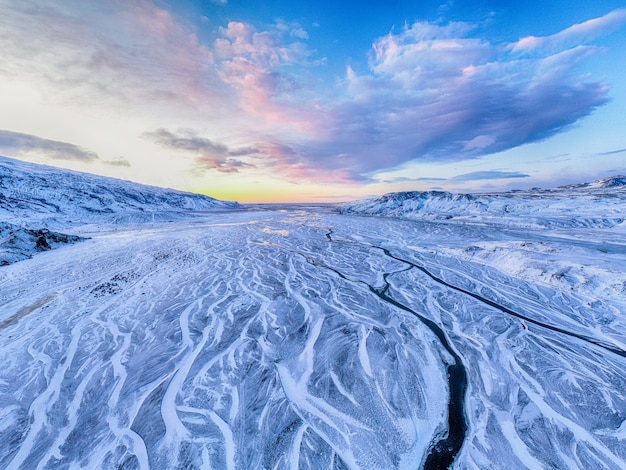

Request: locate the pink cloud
(213, 21), (327, 137)
(0, 0), (225, 113)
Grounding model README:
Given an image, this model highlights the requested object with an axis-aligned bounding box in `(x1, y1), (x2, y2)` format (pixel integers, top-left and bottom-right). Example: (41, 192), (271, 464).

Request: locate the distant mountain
(587, 175), (626, 189)
(0, 155), (240, 229)
(339, 176), (626, 230)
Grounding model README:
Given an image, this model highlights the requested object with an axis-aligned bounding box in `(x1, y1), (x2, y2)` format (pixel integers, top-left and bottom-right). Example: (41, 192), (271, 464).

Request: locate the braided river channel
(1, 205), (625, 469)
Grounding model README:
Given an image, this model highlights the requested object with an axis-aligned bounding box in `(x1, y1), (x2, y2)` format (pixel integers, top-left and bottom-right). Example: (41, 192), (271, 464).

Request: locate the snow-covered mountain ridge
(340, 176), (626, 230)
(340, 176), (626, 303)
(0, 155), (240, 264)
(0, 155), (240, 230)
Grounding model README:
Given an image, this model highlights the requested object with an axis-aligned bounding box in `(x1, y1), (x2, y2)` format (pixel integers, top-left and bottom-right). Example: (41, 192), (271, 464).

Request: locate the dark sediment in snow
(0, 221), (85, 266)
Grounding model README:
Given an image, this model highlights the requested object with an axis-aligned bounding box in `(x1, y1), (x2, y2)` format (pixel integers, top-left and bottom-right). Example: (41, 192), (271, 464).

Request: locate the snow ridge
(339, 176), (626, 230)
(0, 155), (240, 230)
(0, 155), (240, 265)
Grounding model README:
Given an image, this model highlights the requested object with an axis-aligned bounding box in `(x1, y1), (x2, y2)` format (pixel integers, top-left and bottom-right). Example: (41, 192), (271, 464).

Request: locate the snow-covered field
(1, 158), (626, 469)
(341, 179), (626, 309)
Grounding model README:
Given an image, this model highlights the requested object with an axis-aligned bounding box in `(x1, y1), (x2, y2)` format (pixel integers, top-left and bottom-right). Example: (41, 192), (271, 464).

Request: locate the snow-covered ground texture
(340, 179), (626, 306)
(2, 162), (626, 469)
(0, 155), (240, 231)
(1, 205), (625, 468)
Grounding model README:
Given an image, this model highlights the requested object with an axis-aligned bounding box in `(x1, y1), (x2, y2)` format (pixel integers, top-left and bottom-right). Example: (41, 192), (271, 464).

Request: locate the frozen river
(1, 206), (625, 469)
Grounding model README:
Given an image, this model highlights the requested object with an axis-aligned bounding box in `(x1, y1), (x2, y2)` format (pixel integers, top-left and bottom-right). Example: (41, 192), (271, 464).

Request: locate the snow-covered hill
(0, 155), (240, 264)
(340, 177), (626, 305)
(339, 177), (626, 230)
(0, 155), (240, 230)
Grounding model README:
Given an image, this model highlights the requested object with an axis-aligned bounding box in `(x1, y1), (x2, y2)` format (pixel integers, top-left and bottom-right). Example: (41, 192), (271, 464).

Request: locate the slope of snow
(0, 156), (240, 263)
(339, 177), (626, 230)
(0, 155), (240, 230)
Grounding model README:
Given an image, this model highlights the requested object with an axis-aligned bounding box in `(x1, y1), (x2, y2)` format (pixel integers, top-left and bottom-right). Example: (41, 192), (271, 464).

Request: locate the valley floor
(1, 206), (625, 469)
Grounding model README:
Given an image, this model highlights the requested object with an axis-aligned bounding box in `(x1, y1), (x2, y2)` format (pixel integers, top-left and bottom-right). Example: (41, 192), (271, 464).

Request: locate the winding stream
(2, 208), (625, 469)
(324, 223), (626, 467)
(323, 229), (469, 469)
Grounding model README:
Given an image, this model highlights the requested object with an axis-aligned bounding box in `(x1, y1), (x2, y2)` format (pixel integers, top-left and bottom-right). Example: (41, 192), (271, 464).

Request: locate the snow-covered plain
(1, 159), (626, 469)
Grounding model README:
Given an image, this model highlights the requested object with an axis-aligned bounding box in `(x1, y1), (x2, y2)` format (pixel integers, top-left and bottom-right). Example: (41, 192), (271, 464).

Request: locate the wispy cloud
(450, 171), (530, 182)
(104, 158), (131, 167)
(380, 176), (448, 184)
(381, 171), (529, 184)
(599, 148), (626, 156)
(143, 128), (256, 173)
(0, 0), (225, 113)
(510, 8), (626, 54)
(0, 130), (98, 161)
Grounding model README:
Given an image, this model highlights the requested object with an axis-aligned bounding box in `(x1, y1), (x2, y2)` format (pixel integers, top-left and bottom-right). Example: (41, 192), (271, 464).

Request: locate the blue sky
(0, 0), (625, 202)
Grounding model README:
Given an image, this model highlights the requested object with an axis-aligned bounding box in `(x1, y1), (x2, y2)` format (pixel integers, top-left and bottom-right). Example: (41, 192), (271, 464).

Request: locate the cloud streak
(450, 171), (530, 182)
(381, 171), (529, 184)
(599, 148), (626, 156)
(144, 129), (256, 173)
(0, 130), (98, 161)
(511, 8), (626, 54)
(104, 158), (131, 167)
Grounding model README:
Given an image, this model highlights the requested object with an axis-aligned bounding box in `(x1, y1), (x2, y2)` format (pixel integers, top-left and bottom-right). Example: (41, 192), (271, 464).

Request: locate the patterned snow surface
(1, 207), (625, 469)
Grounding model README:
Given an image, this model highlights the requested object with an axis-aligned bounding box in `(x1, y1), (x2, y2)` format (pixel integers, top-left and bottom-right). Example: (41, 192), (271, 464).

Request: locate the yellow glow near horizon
(187, 168), (367, 203)
(194, 183), (359, 204)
